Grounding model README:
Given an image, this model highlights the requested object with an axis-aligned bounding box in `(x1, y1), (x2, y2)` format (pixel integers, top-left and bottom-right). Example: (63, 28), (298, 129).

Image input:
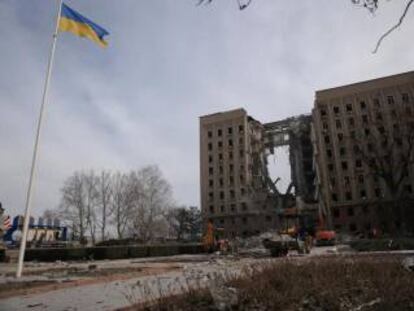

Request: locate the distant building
(199, 109), (316, 237)
(199, 109), (277, 237)
(312, 71), (414, 234)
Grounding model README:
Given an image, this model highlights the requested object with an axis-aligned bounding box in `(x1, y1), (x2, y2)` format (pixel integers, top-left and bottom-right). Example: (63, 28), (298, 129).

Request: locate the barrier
(23, 243), (204, 262)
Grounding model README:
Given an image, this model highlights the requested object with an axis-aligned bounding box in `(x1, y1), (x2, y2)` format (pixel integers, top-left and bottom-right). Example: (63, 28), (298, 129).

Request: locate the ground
(0, 246), (412, 311)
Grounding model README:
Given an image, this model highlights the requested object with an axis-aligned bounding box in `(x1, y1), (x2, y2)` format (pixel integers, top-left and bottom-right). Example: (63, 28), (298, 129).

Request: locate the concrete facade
(312, 71), (414, 234)
(199, 109), (278, 237)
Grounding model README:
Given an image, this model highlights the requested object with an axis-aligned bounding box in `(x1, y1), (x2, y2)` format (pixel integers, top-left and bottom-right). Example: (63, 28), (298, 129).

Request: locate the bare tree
(349, 96), (414, 232)
(59, 171), (99, 245)
(110, 172), (133, 239)
(60, 172), (88, 241)
(97, 170), (112, 241)
(167, 206), (202, 241)
(128, 165), (173, 242)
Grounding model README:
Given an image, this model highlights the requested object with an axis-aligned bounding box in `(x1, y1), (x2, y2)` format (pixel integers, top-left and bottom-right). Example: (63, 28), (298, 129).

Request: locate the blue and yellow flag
(59, 3), (109, 48)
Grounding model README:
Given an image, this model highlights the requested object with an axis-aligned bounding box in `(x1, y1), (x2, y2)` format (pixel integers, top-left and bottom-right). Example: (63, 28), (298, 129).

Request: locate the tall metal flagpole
(16, 0), (63, 278)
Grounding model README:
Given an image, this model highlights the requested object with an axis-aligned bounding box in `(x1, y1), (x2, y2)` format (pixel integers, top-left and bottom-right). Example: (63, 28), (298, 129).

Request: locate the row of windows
(319, 93), (411, 118)
(208, 215), (273, 226)
(208, 202), (249, 214)
(208, 188), (247, 200)
(207, 125), (244, 138)
(331, 184), (413, 202)
(208, 151), (245, 163)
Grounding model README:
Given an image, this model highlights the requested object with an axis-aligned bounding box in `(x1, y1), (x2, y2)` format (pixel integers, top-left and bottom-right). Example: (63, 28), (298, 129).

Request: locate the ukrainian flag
(59, 3), (109, 48)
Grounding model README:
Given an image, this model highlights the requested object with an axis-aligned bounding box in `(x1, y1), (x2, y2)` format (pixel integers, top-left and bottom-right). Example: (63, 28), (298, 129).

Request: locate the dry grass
(137, 256), (414, 311)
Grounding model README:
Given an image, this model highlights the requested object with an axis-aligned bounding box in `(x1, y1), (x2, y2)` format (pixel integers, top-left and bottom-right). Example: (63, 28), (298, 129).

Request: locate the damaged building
(199, 109), (316, 237)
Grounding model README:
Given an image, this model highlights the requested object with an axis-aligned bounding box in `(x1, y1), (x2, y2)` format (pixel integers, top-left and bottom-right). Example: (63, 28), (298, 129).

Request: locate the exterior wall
(200, 109), (277, 237)
(312, 71), (414, 234)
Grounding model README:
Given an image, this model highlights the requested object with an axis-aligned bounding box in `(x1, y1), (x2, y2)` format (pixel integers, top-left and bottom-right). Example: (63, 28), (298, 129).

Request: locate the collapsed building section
(200, 109), (317, 237)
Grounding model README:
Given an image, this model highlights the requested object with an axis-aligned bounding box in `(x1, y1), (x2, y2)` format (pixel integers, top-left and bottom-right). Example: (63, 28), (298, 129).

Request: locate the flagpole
(16, 0), (63, 278)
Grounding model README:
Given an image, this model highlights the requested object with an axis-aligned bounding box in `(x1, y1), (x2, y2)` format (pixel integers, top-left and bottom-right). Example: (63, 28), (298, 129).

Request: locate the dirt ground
(0, 255), (208, 300)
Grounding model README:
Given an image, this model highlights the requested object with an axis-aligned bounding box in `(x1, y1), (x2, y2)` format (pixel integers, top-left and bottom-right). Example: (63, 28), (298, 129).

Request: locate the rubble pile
(232, 231), (288, 257)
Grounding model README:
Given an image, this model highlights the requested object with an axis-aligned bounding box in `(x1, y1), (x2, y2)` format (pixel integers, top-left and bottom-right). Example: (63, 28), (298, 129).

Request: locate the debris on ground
(402, 257), (414, 272)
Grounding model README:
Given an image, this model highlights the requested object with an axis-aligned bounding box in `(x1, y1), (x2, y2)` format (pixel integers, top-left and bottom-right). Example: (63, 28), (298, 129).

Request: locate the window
(229, 164), (234, 172)
(209, 180), (213, 187)
(402, 93), (409, 103)
(228, 139), (233, 146)
(338, 133), (344, 141)
(220, 191), (224, 199)
(240, 174), (245, 184)
(209, 205), (214, 213)
(209, 192), (214, 201)
(230, 190), (235, 199)
(373, 98), (380, 108)
(324, 135), (330, 144)
(348, 118), (355, 127)
(208, 155), (213, 163)
(330, 177), (336, 187)
(219, 153), (223, 160)
(241, 188), (246, 195)
(219, 166), (223, 174)
(406, 107), (412, 116)
(220, 205), (225, 212)
(218, 129), (222, 136)
(328, 163), (334, 171)
(242, 217), (248, 225)
(228, 152), (233, 160)
(220, 219), (224, 225)
(336, 119), (342, 129)
(405, 184), (413, 194)
(323, 122), (329, 130)
(219, 178), (223, 187)
(230, 204), (236, 212)
(209, 167), (213, 175)
(341, 161), (348, 170)
(360, 190), (367, 199)
(241, 202), (247, 211)
(344, 176), (350, 186)
(387, 95), (394, 105)
(364, 128), (370, 136)
(346, 191), (352, 201)
(239, 125), (244, 133)
(208, 131), (212, 138)
(346, 103), (353, 112)
(228, 127), (233, 134)
(229, 176), (234, 185)
(376, 112), (383, 121)
(349, 224), (357, 232)
(333, 106), (340, 114)
(332, 193), (338, 201)
(208, 143), (212, 151)
(358, 174), (364, 184)
(333, 208), (340, 218)
(360, 101), (366, 109)
(320, 108), (327, 116)
(327, 149), (333, 158)
(239, 150), (244, 158)
(339, 147), (346, 156)
(362, 115), (368, 124)
(266, 216), (272, 222)
(356, 159), (362, 168)
(362, 205), (369, 215)
(375, 188), (381, 198)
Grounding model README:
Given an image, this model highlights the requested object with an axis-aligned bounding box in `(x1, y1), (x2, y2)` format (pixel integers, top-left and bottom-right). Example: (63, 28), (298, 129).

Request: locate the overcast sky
(1, 0), (413, 217)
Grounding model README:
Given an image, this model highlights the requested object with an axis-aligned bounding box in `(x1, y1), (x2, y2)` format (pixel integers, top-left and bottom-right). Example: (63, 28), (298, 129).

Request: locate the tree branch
(373, 0), (414, 53)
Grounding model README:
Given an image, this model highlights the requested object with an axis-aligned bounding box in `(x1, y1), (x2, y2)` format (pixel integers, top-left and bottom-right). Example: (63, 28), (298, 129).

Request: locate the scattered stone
(88, 264), (98, 271)
(402, 257), (414, 272)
